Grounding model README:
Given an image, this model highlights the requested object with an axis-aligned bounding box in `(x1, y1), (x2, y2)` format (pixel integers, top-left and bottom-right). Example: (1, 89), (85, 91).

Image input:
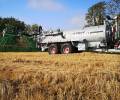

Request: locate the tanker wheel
(61, 43), (72, 54)
(48, 44), (58, 54)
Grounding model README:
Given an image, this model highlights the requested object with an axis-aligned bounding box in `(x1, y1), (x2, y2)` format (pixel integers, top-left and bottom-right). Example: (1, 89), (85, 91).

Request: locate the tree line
(0, 17), (41, 36)
(0, 17), (39, 51)
(0, 17), (25, 33)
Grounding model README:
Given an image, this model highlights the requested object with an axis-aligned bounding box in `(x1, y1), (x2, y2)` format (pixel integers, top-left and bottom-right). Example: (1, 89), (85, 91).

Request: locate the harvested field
(0, 52), (120, 100)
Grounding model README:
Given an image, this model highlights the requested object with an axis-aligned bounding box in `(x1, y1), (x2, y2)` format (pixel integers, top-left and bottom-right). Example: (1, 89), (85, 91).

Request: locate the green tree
(0, 17), (26, 34)
(85, 1), (106, 26)
(32, 24), (39, 33)
(25, 24), (32, 35)
(106, 0), (120, 15)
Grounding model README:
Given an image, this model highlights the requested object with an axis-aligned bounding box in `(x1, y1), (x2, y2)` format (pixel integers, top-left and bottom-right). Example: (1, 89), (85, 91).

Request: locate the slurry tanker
(37, 16), (120, 54)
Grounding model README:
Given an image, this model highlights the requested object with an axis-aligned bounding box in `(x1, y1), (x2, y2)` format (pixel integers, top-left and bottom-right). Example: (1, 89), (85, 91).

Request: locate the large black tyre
(61, 43), (72, 54)
(48, 44), (58, 54)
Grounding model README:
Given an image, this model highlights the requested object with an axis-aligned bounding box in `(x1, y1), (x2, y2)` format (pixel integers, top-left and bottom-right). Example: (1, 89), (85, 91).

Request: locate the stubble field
(0, 52), (120, 100)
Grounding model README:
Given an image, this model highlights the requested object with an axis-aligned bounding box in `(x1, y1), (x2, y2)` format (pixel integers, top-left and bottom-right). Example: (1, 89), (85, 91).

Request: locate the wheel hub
(64, 47), (70, 54)
(51, 48), (56, 54)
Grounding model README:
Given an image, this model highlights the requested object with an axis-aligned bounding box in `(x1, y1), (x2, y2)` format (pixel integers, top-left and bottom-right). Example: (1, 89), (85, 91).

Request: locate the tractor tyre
(61, 43), (72, 54)
(48, 44), (58, 54)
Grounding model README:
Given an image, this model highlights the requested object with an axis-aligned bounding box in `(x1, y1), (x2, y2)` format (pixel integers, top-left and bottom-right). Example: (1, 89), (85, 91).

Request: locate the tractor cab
(105, 15), (120, 49)
(113, 15), (120, 49)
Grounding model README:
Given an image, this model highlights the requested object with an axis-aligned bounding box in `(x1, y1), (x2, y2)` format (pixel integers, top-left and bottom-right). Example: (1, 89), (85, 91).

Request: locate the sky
(0, 0), (107, 30)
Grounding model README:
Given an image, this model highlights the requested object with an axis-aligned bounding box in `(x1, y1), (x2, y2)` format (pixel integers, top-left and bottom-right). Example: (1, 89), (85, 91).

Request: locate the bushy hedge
(0, 35), (40, 52)
(0, 45), (40, 52)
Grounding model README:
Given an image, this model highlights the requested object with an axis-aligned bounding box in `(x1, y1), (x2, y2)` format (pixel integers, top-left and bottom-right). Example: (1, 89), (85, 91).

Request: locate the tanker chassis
(37, 16), (120, 54)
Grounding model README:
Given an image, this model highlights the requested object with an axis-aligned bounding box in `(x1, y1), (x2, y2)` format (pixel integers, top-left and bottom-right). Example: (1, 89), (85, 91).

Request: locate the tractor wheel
(48, 44), (58, 54)
(61, 43), (72, 54)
